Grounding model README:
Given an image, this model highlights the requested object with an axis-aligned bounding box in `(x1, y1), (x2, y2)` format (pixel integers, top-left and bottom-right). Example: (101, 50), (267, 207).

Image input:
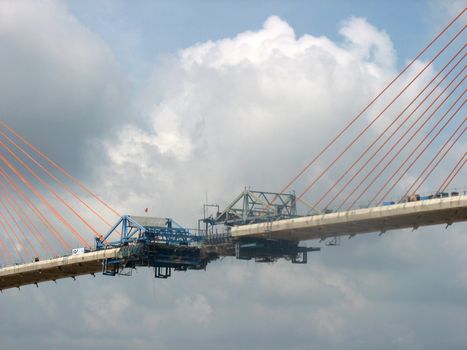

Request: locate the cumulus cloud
(0, 6), (466, 350)
(88, 15), (464, 350)
(100, 14), (456, 219)
(0, 0), (129, 176)
(101, 16), (405, 219)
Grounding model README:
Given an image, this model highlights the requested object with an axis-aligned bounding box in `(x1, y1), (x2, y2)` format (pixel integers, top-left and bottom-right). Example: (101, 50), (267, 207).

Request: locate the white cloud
(102, 15), (402, 220)
(1, 7), (466, 350)
(0, 0), (129, 175)
(339, 16), (395, 70)
(93, 15), (467, 350)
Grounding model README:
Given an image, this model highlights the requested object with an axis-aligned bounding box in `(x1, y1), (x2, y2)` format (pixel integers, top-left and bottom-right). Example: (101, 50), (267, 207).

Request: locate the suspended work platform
(0, 215), (216, 291)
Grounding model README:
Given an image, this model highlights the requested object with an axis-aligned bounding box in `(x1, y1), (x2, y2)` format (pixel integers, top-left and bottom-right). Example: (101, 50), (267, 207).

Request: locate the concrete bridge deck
(231, 195), (467, 241)
(0, 248), (121, 291)
(1, 195), (466, 291)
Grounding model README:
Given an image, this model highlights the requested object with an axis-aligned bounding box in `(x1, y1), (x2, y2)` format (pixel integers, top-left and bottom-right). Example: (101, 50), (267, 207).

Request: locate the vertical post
(242, 190), (249, 223)
(121, 216), (128, 244)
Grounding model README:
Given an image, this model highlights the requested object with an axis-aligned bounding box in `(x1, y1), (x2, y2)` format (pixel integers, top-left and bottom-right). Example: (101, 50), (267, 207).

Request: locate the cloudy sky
(0, 1), (466, 349)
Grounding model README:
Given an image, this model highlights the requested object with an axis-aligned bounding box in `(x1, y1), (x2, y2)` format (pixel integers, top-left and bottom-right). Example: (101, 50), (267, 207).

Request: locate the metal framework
(198, 189), (320, 265)
(91, 190), (320, 279)
(201, 189), (297, 231)
(96, 215), (203, 249)
(235, 238), (320, 263)
(95, 215), (211, 279)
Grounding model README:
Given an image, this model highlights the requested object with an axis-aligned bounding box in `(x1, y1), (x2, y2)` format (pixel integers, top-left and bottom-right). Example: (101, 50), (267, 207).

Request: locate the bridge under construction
(1, 193), (465, 290)
(0, 9), (466, 292)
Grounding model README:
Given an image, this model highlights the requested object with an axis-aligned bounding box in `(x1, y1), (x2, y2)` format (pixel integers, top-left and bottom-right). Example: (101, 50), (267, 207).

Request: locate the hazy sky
(0, 1), (466, 350)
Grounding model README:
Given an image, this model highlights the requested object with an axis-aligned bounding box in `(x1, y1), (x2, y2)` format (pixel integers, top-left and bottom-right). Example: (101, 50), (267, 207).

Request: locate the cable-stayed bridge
(1, 194), (465, 290)
(0, 9), (466, 291)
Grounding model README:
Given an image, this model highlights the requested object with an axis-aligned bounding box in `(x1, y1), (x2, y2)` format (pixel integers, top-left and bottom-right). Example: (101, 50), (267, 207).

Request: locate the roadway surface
(0, 248), (121, 291)
(231, 195), (467, 241)
(1, 195), (466, 291)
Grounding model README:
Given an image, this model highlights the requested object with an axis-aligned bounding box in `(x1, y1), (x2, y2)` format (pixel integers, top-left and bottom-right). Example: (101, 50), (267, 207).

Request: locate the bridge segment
(0, 248), (121, 291)
(1, 195), (466, 291)
(231, 195), (467, 241)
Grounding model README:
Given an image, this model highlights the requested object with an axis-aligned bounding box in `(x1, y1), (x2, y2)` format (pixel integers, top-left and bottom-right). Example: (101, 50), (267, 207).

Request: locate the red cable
(0, 128), (114, 228)
(438, 155), (464, 192)
(374, 107), (466, 205)
(339, 73), (466, 208)
(0, 178), (52, 255)
(0, 152), (89, 248)
(314, 47), (466, 211)
(342, 75), (466, 209)
(0, 190), (39, 257)
(438, 153), (466, 192)
(293, 25), (465, 207)
(0, 178), (56, 256)
(0, 185), (43, 256)
(0, 216), (23, 261)
(0, 201), (28, 259)
(0, 120), (121, 218)
(265, 8), (466, 209)
(0, 140), (104, 240)
(0, 168), (70, 250)
(0, 237), (13, 265)
(403, 122), (466, 197)
(407, 126), (465, 196)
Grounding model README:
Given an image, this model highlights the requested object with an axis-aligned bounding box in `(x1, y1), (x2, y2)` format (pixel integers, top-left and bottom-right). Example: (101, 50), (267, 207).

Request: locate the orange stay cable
(0, 192), (39, 257)
(342, 77), (466, 209)
(0, 201), (28, 259)
(403, 121), (466, 197)
(438, 153), (466, 192)
(0, 167), (70, 250)
(293, 25), (466, 207)
(0, 128), (114, 228)
(0, 178), (56, 256)
(0, 140), (104, 240)
(0, 216), (23, 261)
(266, 9), (466, 208)
(315, 47), (466, 211)
(407, 128), (466, 196)
(0, 237), (13, 265)
(0, 121), (120, 218)
(374, 109), (466, 206)
(0, 152), (89, 248)
(337, 66), (466, 208)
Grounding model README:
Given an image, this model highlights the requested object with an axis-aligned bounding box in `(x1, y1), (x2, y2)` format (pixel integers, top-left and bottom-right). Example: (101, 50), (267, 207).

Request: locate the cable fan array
(269, 8), (466, 213)
(0, 9), (465, 267)
(0, 120), (120, 266)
